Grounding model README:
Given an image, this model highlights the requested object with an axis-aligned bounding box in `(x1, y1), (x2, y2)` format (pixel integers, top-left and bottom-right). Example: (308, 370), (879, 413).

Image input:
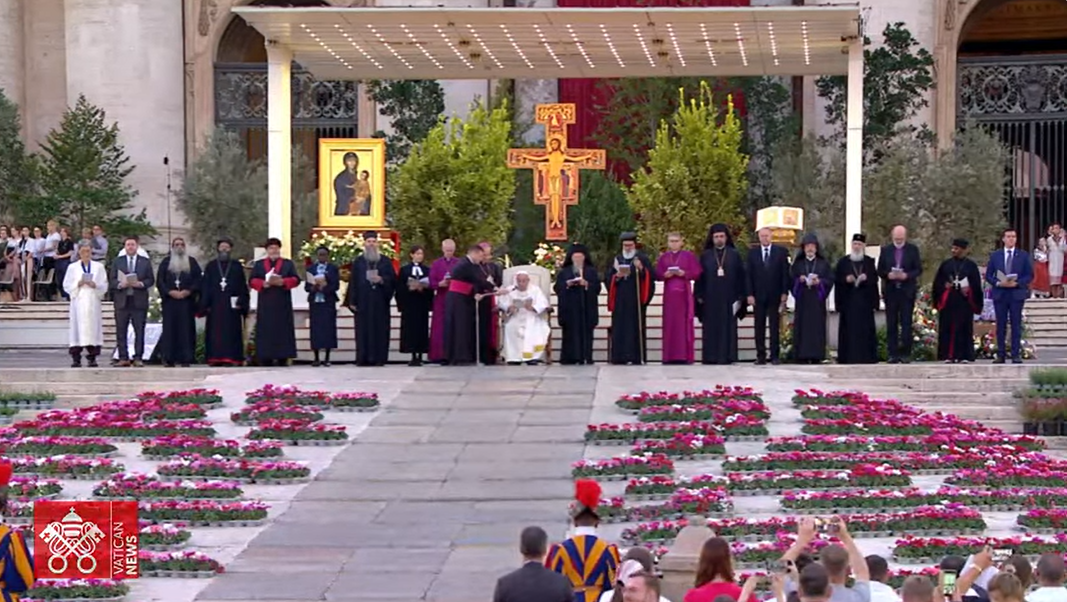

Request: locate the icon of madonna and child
(318, 139), (386, 229)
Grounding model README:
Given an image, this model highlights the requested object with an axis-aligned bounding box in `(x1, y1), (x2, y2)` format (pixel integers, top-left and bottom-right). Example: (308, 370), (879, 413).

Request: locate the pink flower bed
(93, 473), (243, 499)
(765, 433), (1044, 453)
(631, 434), (727, 457)
(946, 465), (1067, 488)
(615, 387), (766, 412)
(2, 435), (118, 457)
(246, 419), (348, 442)
(141, 435), (283, 459)
(725, 465), (911, 492)
(781, 487), (1067, 512)
(137, 388), (223, 406)
(156, 455), (310, 481)
(892, 534), (1067, 561)
(138, 500), (269, 523)
(11, 455), (123, 478)
(723, 450), (1041, 473)
(571, 454), (675, 479)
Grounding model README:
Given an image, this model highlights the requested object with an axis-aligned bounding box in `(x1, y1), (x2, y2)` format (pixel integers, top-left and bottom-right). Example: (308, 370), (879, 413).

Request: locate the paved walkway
(195, 366), (599, 602)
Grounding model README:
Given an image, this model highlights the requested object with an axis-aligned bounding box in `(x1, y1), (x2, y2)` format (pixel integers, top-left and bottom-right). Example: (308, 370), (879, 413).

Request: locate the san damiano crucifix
(507, 103), (606, 241)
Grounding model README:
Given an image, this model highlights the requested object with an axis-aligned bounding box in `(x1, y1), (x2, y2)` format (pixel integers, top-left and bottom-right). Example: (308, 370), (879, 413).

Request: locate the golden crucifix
(507, 103), (606, 241)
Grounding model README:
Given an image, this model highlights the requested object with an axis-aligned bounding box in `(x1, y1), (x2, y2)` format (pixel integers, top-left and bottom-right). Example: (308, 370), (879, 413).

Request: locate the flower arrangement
(799, 401), (921, 421)
(246, 419), (348, 442)
(244, 384), (332, 407)
(636, 406), (769, 434)
(4, 436), (118, 457)
(892, 534), (1067, 562)
(624, 475), (726, 497)
(722, 450), (1038, 474)
(585, 422), (728, 444)
(157, 456), (310, 482)
(93, 474), (243, 500)
(139, 523), (192, 550)
(11, 456), (123, 479)
(622, 519), (688, 544)
(299, 230), (397, 267)
(945, 465), (1067, 488)
(141, 435), (283, 459)
(974, 330), (1037, 360)
(791, 390), (865, 406)
(616, 389), (766, 414)
(16, 416), (215, 438)
(631, 433), (727, 458)
(23, 579), (131, 601)
(231, 402), (324, 425)
(139, 500), (269, 524)
(765, 433), (1044, 453)
(800, 412), (978, 436)
(532, 242), (567, 276)
(570, 454), (675, 479)
(137, 388), (224, 407)
(781, 487), (1067, 512)
(8, 476), (62, 500)
(139, 550), (224, 575)
(330, 392), (380, 410)
(51, 398), (207, 421)
(0, 391), (57, 409)
(725, 465), (912, 493)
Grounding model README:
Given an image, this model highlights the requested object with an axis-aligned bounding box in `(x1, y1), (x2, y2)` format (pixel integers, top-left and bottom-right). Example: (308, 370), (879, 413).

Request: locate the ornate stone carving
(958, 58), (1067, 116)
(198, 0), (219, 37)
(944, 0), (957, 31)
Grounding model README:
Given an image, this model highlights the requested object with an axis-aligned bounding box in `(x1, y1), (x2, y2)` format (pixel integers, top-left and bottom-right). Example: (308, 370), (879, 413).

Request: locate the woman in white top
(63, 242), (108, 367)
(1047, 224), (1067, 298)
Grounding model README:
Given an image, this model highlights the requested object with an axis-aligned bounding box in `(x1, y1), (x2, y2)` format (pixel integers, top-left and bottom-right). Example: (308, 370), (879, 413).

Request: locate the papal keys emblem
(38, 507), (106, 575)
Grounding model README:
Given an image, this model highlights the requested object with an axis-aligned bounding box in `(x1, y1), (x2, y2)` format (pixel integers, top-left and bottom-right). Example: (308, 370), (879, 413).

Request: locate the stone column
(266, 41), (293, 259)
(514, 0), (558, 143)
(0, 0), (25, 115)
(844, 38), (864, 252)
(660, 516), (714, 602)
(63, 0), (185, 244)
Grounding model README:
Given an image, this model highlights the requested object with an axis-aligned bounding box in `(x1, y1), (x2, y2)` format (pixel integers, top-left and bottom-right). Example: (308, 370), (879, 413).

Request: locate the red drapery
(557, 0), (751, 181)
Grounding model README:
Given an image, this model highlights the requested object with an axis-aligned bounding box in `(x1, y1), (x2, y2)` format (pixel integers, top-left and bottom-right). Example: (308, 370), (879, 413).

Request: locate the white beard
(169, 252), (190, 275)
(364, 248), (381, 264)
(850, 251), (865, 262)
(622, 250), (636, 260)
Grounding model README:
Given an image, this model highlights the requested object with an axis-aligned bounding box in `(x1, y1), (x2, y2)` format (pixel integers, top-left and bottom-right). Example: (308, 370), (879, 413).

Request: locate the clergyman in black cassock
(695, 223), (747, 365)
(555, 244), (601, 365)
(200, 238), (248, 366)
(344, 231), (396, 366)
(396, 245), (434, 366)
(249, 238), (300, 366)
(790, 233), (834, 363)
(156, 237), (202, 366)
(478, 242), (505, 365)
(305, 246), (340, 366)
(933, 238), (983, 362)
(834, 234), (879, 364)
(607, 232), (656, 365)
(444, 245), (496, 365)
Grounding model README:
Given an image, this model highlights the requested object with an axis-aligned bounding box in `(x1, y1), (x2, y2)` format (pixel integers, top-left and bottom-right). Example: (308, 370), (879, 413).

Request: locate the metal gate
(957, 55), (1067, 251)
(213, 62), (360, 168)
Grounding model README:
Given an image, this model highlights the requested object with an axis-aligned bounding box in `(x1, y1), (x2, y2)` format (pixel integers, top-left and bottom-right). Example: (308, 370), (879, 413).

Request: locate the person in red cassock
(249, 237), (299, 366)
(933, 238), (983, 363)
(546, 480), (621, 602)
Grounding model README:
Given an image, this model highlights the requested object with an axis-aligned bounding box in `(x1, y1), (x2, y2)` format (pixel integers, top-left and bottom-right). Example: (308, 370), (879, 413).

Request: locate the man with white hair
(157, 237), (202, 367)
(499, 271), (551, 365)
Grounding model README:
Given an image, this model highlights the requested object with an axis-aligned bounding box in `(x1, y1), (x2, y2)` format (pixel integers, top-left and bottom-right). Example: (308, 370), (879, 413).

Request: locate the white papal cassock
(499, 274), (551, 363)
(63, 260), (108, 347)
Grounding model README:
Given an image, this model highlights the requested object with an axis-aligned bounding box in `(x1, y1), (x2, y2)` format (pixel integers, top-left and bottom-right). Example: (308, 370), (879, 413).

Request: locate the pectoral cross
(175, 275), (181, 289)
(507, 103), (606, 241)
(220, 277), (227, 291)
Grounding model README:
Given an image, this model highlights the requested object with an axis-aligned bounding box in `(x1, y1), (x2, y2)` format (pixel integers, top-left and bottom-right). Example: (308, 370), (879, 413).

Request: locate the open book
(996, 270), (1018, 285)
(305, 272), (325, 284)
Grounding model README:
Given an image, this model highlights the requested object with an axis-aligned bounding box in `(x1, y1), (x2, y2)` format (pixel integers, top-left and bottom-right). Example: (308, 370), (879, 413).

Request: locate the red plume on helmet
(0, 458), (11, 488)
(574, 479), (601, 511)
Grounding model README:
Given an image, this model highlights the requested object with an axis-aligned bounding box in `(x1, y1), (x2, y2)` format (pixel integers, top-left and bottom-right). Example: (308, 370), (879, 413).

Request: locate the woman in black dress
(396, 245), (434, 366)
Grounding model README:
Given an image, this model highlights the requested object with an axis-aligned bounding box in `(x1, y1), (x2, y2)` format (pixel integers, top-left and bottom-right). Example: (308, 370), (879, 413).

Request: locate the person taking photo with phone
(779, 517), (871, 602)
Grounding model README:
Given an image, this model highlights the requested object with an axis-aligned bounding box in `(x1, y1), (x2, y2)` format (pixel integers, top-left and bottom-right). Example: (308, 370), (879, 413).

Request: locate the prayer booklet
(617, 264), (632, 277)
(996, 270), (1018, 284)
(230, 296), (240, 309)
(732, 300), (741, 315)
(81, 272), (92, 282)
(366, 268), (378, 282)
(806, 273), (817, 286)
(668, 266), (681, 274)
(125, 272), (138, 283)
(407, 277), (420, 290)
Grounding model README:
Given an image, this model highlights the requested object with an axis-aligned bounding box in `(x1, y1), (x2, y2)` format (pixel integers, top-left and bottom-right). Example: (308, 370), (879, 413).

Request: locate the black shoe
(755, 358), (767, 365)
(180, 363), (190, 368)
(901, 357), (911, 364)
(888, 357), (900, 364)
(771, 358), (780, 365)
(408, 359), (423, 367)
(323, 361), (332, 367)
(1013, 358), (1023, 364)
(87, 359), (98, 368)
(311, 360), (321, 367)
(164, 363), (175, 368)
(993, 358), (1005, 364)
(71, 360), (82, 368)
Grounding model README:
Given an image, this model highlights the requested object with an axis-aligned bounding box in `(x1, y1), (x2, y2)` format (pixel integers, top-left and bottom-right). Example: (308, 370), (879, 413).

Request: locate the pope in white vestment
(499, 271), (551, 364)
(63, 244), (109, 367)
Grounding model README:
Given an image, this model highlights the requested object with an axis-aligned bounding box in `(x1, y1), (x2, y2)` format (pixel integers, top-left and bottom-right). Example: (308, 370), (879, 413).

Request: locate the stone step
(0, 367), (230, 383)
(820, 363), (1037, 378)
(829, 378), (1026, 393)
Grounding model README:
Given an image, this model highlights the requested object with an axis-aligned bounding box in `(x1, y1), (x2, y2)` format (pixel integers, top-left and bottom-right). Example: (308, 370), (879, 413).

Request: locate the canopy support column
(266, 40), (293, 258)
(844, 37), (864, 250)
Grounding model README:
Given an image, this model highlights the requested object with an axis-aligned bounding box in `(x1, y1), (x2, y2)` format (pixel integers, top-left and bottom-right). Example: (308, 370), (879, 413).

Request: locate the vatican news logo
(32, 501), (140, 580)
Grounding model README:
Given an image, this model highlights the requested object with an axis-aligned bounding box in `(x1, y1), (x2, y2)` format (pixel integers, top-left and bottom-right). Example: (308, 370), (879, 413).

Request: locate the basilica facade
(0, 0), (1063, 245)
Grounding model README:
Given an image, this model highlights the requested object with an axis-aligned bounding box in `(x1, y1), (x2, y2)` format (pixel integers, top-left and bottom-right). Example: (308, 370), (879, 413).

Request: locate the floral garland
(298, 231), (397, 266)
(532, 242), (567, 276)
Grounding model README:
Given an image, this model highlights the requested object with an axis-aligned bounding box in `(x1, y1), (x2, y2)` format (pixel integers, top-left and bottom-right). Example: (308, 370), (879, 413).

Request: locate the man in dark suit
(877, 225), (923, 363)
(110, 235), (154, 367)
(493, 526), (573, 602)
(746, 227), (791, 364)
(985, 228), (1034, 364)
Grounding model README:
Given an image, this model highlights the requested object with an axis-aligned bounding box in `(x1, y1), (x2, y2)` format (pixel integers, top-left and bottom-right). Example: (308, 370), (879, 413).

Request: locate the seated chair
(34, 267), (55, 302)
(501, 264), (554, 364)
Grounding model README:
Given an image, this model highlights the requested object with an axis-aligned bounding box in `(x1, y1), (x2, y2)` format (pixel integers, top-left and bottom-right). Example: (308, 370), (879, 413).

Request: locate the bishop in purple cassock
(428, 239), (459, 363)
(656, 233), (702, 364)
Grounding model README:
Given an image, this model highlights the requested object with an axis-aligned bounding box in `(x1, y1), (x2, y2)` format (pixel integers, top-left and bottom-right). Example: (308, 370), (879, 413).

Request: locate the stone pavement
(195, 365), (600, 602)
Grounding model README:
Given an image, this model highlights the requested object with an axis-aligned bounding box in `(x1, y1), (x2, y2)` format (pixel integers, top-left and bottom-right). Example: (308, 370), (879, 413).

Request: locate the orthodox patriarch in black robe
(157, 246), (202, 366)
(397, 251), (434, 365)
(200, 239), (249, 366)
(555, 244), (601, 365)
(933, 238), (983, 362)
(790, 233), (833, 363)
(444, 250), (495, 365)
(694, 223), (747, 365)
(344, 232), (396, 366)
(607, 232), (656, 365)
(834, 234), (879, 364)
(249, 239), (299, 366)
